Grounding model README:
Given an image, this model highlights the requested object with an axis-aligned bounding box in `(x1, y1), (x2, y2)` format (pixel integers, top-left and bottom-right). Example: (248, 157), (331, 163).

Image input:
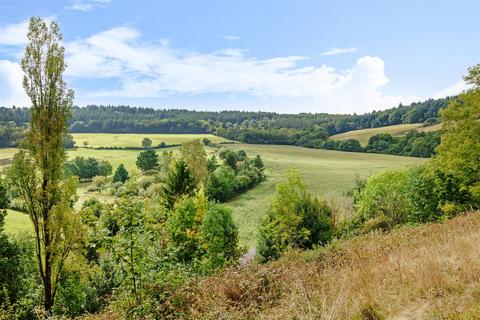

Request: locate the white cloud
(65, 0), (111, 11)
(432, 80), (470, 98)
(0, 60), (29, 106)
(61, 26), (418, 113)
(0, 20), (29, 45)
(222, 35), (240, 40)
(321, 47), (358, 56)
(0, 21), (420, 112)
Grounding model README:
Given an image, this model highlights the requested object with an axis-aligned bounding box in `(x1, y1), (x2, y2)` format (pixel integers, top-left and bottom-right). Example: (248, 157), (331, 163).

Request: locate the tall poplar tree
(6, 17), (82, 317)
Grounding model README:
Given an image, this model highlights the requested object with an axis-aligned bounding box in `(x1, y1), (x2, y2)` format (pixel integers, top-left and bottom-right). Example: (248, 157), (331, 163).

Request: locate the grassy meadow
(1, 135), (425, 246)
(4, 209), (31, 237)
(72, 133), (230, 148)
(330, 123), (440, 145)
(225, 144), (424, 246)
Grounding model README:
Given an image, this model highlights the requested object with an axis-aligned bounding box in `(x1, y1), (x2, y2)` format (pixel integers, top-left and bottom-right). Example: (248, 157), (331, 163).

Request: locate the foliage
(3, 17), (83, 316)
(365, 130), (441, 157)
(179, 139), (208, 184)
(354, 169), (414, 224)
(112, 164), (129, 183)
(168, 190), (209, 262)
(135, 149), (159, 173)
(141, 137), (152, 148)
(434, 86), (480, 210)
(163, 159), (196, 209)
(257, 171), (333, 262)
(206, 166), (237, 202)
(199, 204), (239, 272)
(206, 149), (265, 202)
(65, 156), (112, 180)
(0, 211), (37, 319)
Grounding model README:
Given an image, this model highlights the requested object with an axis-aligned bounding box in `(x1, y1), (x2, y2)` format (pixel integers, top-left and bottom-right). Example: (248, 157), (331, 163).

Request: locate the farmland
(330, 123), (441, 146)
(71, 133), (231, 148)
(2, 136), (425, 246)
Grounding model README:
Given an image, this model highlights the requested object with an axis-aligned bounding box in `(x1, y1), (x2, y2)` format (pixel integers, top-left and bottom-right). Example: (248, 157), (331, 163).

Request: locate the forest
(0, 96), (449, 157)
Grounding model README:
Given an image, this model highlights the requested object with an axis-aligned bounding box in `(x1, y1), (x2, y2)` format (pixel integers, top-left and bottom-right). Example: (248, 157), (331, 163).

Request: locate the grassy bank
(187, 211), (480, 319)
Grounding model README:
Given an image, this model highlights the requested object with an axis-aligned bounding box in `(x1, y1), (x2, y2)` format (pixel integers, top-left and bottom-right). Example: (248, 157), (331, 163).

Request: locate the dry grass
(330, 123), (441, 146)
(187, 211), (480, 319)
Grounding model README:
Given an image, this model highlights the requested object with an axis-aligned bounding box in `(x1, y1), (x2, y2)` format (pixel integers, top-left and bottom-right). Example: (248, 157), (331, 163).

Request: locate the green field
(4, 210), (32, 237)
(225, 144), (425, 246)
(72, 133), (230, 148)
(330, 123), (440, 146)
(1, 136), (425, 247)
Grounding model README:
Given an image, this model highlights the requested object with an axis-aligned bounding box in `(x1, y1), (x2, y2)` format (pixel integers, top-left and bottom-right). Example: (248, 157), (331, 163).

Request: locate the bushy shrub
(257, 171), (333, 262)
(353, 164), (460, 232)
(137, 176), (155, 190)
(199, 204), (239, 272)
(206, 166), (236, 201)
(355, 169), (413, 224)
(168, 192), (208, 262)
(0, 211), (37, 319)
(112, 164), (129, 183)
(167, 190), (239, 272)
(64, 157), (112, 181)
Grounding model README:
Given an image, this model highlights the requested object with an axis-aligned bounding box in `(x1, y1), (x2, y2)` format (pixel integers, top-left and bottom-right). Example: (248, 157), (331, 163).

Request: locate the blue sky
(0, 0), (478, 114)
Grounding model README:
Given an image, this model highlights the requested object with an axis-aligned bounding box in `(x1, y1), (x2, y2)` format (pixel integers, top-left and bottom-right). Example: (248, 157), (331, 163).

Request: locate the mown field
(330, 123), (441, 145)
(72, 133), (230, 148)
(1, 135), (425, 246)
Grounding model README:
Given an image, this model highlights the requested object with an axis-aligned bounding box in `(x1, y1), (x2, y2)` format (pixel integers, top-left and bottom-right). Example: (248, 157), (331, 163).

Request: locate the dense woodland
(0, 96), (450, 157)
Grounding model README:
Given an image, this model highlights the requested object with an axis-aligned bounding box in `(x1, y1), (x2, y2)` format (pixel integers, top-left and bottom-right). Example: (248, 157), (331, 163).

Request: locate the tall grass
(188, 211), (480, 319)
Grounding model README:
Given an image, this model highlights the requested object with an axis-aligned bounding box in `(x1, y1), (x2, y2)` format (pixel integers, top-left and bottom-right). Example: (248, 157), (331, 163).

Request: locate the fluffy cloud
(321, 47), (358, 56)
(0, 22), (421, 113)
(0, 20), (29, 45)
(0, 60), (29, 106)
(432, 80), (470, 99)
(63, 26), (416, 113)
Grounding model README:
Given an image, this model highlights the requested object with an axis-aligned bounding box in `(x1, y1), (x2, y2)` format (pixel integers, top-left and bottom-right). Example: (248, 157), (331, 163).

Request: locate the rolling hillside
(2, 140), (425, 246)
(185, 211), (480, 319)
(330, 123), (442, 146)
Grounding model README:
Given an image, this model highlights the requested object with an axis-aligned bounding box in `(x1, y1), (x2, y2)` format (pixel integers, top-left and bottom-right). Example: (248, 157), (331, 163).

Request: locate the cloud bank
(0, 22), (463, 113)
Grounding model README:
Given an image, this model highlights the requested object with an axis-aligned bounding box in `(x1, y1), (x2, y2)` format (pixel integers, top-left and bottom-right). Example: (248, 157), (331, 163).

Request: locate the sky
(0, 0), (478, 114)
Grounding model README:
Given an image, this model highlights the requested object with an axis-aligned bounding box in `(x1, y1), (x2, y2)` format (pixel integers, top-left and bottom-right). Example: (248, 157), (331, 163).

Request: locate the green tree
(141, 137), (152, 149)
(464, 63), (480, 87)
(136, 149), (159, 173)
(163, 159), (196, 209)
(113, 164), (129, 183)
(0, 179), (8, 209)
(205, 166), (236, 202)
(108, 198), (154, 306)
(97, 160), (113, 177)
(5, 17), (83, 316)
(168, 190), (208, 261)
(179, 139), (208, 184)
(252, 154), (265, 177)
(200, 204), (239, 272)
(434, 65), (480, 208)
(257, 171), (333, 262)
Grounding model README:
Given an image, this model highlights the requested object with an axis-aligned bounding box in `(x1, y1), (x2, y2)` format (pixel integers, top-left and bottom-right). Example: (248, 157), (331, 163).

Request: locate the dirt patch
(0, 158), (12, 166)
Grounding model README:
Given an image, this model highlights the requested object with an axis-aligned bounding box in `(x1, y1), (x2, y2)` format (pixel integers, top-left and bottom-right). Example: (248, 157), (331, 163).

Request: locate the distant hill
(331, 123), (442, 146)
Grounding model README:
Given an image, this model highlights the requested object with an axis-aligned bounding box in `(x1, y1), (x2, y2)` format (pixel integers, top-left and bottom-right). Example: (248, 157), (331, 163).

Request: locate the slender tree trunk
(43, 267), (53, 316)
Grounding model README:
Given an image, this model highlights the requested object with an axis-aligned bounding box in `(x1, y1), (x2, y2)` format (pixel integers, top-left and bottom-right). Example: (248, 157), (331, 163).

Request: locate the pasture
(72, 133), (230, 148)
(330, 123), (440, 145)
(1, 135), (426, 246)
